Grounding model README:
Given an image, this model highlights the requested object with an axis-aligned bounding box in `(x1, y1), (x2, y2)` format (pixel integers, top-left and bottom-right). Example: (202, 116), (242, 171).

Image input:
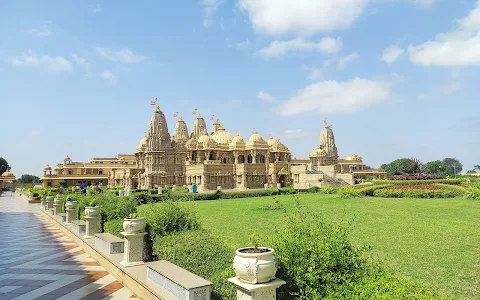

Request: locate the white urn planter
(85, 206), (100, 217)
(123, 217), (146, 234)
(233, 247), (277, 284)
(66, 200), (78, 210)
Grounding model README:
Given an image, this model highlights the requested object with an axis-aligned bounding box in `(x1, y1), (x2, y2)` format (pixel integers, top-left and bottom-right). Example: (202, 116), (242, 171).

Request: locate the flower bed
(387, 184), (439, 190)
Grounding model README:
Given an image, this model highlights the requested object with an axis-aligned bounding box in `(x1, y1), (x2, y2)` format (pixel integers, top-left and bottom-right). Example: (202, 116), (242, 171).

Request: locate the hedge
(104, 219), (123, 238)
(374, 179), (461, 186)
(373, 189), (456, 198)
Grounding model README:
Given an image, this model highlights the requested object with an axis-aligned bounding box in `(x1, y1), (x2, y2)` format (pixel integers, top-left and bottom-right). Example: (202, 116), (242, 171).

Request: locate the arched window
(238, 155), (245, 164)
(258, 155), (265, 163)
(68, 169), (72, 175)
(247, 154), (253, 164)
(223, 157), (227, 164)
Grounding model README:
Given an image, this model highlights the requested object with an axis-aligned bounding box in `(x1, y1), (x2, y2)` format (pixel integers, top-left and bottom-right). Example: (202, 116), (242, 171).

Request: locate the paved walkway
(0, 192), (136, 299)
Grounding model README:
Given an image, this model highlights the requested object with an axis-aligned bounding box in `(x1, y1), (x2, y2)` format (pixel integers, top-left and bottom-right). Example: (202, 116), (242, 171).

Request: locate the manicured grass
(193, 194), (480, 299)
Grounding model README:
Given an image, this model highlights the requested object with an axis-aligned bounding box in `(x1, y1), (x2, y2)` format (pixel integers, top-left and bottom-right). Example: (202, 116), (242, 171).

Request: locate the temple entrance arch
(278, 175), (286, 188)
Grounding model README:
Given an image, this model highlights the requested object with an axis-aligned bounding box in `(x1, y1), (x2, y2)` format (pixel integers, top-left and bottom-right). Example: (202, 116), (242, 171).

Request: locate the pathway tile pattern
(0, 192), (137, 299)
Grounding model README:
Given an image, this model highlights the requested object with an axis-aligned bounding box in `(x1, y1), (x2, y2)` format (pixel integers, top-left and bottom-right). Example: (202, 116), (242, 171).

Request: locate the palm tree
(474, 165), (480, 172)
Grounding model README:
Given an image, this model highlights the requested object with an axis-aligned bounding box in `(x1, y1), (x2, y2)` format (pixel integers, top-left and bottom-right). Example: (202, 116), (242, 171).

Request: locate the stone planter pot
(217, 185), (222, 191)
(233, 247), (277, 284)
(85, 206), (100, 217)
(40, 196), (47, 208)
(123, 217), (146, 234)
(66, 200), (78, 210)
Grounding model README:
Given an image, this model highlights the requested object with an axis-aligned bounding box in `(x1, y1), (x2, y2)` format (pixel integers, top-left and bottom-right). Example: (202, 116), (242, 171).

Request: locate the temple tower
(173, 117), (189, 145)
(191, 114), (207, 139)
(318, 120), (338, 165)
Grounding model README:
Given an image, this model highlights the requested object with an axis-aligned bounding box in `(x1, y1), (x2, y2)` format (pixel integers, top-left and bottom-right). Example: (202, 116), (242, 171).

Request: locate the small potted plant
(233, 233), (277, 284)
(123, 213), (146, 234)
(65, 196), (77, 210)
(84, 200), (100, 217)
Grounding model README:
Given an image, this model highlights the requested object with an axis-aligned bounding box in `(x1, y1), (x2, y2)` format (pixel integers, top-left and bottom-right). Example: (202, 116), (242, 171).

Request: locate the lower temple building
(42, 105), (385, 190)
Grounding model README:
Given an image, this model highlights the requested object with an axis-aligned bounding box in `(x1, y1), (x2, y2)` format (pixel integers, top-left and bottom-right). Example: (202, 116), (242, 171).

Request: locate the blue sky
(1, 0), (479, 177)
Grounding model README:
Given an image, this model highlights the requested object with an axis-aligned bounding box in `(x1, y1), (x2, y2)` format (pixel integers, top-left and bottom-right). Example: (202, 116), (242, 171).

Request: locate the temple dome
(229, 134), (246, 150)
(247, 130), (269, 149)
(248, 130), (265, 143)
(136, 136), (147, 152)
(309, 148), (326, 157)
(197, 129), (218, 149)
(210, 125), (233, 145)
(64, 156), (71, 162)
(1, 170), (14, 177)
(185, 138), (197, 150)
(44, 165), (52, 171)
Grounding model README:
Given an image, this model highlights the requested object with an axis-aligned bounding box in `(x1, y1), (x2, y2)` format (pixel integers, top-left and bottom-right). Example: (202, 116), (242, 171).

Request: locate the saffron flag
(210, 115), (214, 121)
(173, 112), (179, 117)
(150, 98), (157, 106)
(192, 108), (198, 115)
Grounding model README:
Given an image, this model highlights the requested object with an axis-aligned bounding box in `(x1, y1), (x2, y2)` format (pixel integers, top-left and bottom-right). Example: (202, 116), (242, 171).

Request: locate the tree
(380, 158), (423, 177)
(467, 170), (477, 174)
(17, 174), (41, 184)
(442, 158), (463, 176)
(423, 160), (449, 176)
(0, 157), (10, 175)
(474, 165), (480, 172)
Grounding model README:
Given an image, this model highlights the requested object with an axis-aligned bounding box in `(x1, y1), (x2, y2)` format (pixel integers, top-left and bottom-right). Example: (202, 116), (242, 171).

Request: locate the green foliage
(263, 196), (285, 210)
(423, 160), (450, 176)
(137, 201), (201, 242)
(357, 184), (393, 196)
(319, 185), (336, 194)
(337, 186), (360, 198)
(373, 189), (456, 198)
(381, 158), (423, 177)
(443, 158), (463, 175)
(17, 174), (41, 184)
(0, 157), (10, 175)
(94, 193), (138, 222)
(375, 179), (461, 185)
(272, 194), (371, 299)
(152, 230), (235, 300)
(465, 183), (480, 200)
(434, 184), (467, 196)
(325, 271), (448, 299)
(130, 192), (153, 204)
(104, 219), (124, 238)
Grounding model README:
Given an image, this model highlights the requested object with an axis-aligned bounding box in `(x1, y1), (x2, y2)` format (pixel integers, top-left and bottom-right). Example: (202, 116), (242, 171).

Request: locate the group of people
(79, 181), (103, 195)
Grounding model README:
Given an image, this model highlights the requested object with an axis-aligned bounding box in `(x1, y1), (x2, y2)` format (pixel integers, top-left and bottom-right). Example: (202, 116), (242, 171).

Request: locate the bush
(272, 194), (371, 299)
(96, 193), (138, 221)
(104, 219), (124, 238)
(337, 186), (360, 198)
(373, 189), (456, 198)
(357, 184), (392, 196)
(130, 192), (154, 204)
(378, 179), (461, 185)
(389, 174), (445, 180)
(137, 201), (201, 242)
(326, 271), (447, 299)
(465, 183), (480, 200)
(153, 230), (235, 300)
(319, 185), (336, 194)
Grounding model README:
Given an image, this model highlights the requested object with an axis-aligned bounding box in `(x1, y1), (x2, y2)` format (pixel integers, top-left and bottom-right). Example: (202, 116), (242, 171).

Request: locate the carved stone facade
(105, 108), (385, 190)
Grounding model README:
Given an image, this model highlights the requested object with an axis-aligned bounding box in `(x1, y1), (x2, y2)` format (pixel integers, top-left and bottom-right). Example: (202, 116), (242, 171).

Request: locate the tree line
(380, 157), (479, 177)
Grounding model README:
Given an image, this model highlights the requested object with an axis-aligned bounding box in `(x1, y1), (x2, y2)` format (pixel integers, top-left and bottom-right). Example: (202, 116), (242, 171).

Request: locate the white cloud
(257, 90), (276, 103)
(380, 45), (404, 65)
(275, 77), (393, 116)
(409, 1), (480, 67)
(302, 66), (324, 80)
(10, 51), (72, 73)
(202, 0), (224, 27)
(100, 70), (118, 85)
(411, 0), (435, 8)
(284, 129), (302, 134)
(96, 47), (146, 64)
(26, 24), (51, 37)
(89, 4), (102, 14)
(337, 52), (360, 68)
(239, 0), (368, 36)
(257, 37), (342, 59)
(435, 82), (462, 94)
(71, 54), (91, 72)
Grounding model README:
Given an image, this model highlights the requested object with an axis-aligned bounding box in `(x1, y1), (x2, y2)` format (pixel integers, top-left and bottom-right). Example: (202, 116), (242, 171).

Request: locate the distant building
(0, 170), (16, 190)
(43, 106), (385, 189)
(41, 155), (137, 188)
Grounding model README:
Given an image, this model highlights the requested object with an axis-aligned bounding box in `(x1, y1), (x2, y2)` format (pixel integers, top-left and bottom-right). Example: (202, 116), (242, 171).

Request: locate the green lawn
(193, 194), (480, 299)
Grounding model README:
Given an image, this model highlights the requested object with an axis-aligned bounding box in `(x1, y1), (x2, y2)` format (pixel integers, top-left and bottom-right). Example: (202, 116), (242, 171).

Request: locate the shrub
(130, 192), (154, 204)
(357, 184), (392, 196)
(137, 201), (201, 242)
(326, 271), (447, 299)
(379, 179), (461, 185)
(337, 186), (360, 198)
(465, 183), (480, 200)
(373, 189), (456, 199)
(389, 174), (445, 180)
(153, 230), (235, 300)
(272, 194), (370, 299)
(104, 219), (124, 238)
(319, 185), (336, 194)
(95, 193), (138, 222)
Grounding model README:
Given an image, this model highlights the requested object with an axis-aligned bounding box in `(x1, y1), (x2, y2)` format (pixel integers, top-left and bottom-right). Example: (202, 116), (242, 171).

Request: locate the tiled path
(0, 192), (136, 299)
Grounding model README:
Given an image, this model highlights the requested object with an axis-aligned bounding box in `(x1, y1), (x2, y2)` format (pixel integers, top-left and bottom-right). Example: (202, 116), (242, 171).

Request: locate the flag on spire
(173, 112), (179, 118)
(150, 98), (157, 106)
(252, 128), (256, 133)
(192, 108), (198, 115)
(210, 115), (215, 121)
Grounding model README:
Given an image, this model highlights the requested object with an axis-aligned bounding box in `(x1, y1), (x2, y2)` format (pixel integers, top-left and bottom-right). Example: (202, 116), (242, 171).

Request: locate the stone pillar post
(119, 190), (124, 197)
(120, 232), (147, 267)
(45, 196), (54, 211)
(228, 278), (285, 300)
(53, 198), (63, 215)
(65, 201), (77, 224)
(84, 212), (101, 239)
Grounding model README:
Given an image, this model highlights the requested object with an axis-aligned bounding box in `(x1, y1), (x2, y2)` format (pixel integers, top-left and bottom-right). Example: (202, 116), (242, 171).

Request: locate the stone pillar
(228, 278), (285, 300)
(53, 198), (63, 215)
(158, 187), (162, 194)
(84, 216), (101, 239)
(120, 232), (147, 267)
(65, 201), (77, 224)
(40, 197), (47, 211)
(119, 190), (124, 197)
